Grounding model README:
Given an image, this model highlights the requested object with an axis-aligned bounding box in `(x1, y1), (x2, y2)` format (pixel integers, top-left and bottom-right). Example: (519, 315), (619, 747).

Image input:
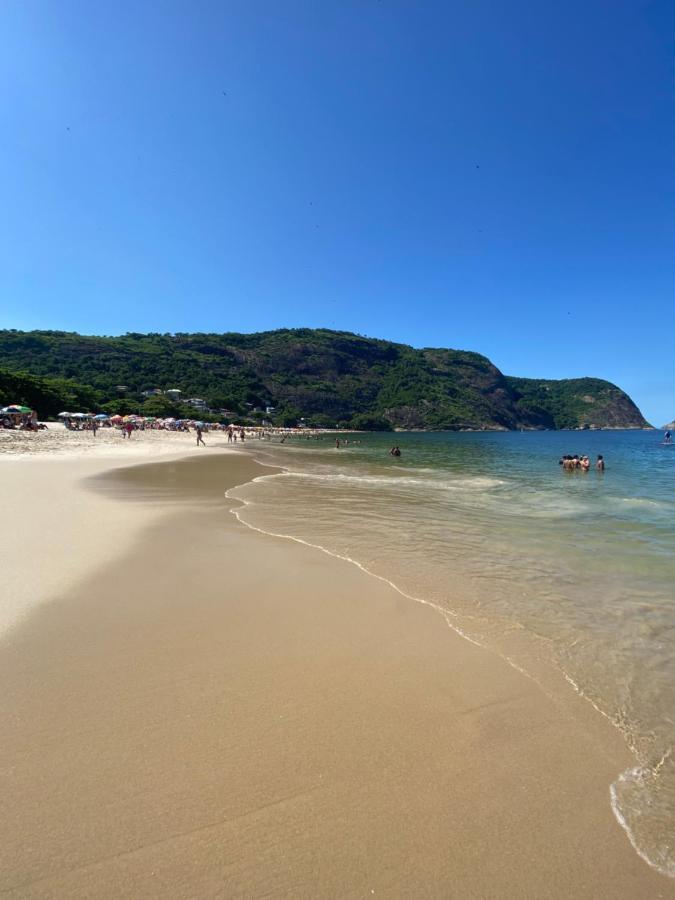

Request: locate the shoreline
(228, 441), (674, 882)
(1, 445), (672, 896)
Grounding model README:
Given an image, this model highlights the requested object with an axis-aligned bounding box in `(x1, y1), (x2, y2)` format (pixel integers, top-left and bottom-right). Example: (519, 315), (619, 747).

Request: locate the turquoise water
(228, 430), (675, 877)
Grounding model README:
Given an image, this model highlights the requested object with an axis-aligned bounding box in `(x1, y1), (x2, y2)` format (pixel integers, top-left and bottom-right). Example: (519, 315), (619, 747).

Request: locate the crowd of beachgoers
(0, 409), (333, 457)
(559, 453), (605, 472)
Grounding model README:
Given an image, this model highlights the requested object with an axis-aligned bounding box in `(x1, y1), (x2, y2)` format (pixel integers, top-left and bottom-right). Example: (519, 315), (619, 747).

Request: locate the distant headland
(0, 328), (651, 431)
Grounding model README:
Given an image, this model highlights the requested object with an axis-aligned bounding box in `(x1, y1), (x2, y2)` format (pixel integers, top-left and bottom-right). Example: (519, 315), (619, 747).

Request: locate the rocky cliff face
(0, 328), (651, 430)
(507, 377), (650, 430)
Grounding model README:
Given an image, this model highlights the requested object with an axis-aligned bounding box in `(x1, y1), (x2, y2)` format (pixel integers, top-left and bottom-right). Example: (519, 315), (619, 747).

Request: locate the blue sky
(1, 0), (673, 425)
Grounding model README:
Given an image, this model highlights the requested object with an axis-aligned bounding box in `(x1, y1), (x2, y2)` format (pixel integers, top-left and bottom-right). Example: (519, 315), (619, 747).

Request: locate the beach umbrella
(58, 411), (72, 418)
(93, 413), (110, 420)
(70, 412), (89, 419)
(2, 405), (32, 414)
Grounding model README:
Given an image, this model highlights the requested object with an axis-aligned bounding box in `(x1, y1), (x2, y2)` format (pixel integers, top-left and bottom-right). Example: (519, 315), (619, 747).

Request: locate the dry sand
(0, 446), (672, 898)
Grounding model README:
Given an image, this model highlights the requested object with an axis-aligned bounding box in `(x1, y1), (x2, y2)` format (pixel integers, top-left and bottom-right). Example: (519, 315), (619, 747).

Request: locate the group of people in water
(559, 454), (605, 472)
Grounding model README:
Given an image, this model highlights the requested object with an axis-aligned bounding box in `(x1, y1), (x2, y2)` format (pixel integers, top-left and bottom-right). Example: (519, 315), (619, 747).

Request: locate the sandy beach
(1, 435), (672, 898)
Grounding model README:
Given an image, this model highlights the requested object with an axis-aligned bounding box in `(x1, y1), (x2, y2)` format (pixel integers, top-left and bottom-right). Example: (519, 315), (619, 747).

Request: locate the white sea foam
(610, 761), (675, 879)
(272, 470), (507, 492)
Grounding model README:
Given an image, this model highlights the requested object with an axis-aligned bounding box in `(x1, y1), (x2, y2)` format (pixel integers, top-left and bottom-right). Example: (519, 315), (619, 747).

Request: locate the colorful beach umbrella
(2, 405), (32, 414)
(93, 413), (110, 419)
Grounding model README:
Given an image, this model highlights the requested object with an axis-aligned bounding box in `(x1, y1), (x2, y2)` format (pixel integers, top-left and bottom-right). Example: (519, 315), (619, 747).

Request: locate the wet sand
(0, 452), (672, 898)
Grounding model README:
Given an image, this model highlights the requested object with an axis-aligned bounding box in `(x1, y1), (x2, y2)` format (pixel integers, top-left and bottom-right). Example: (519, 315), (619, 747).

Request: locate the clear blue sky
(1, 1), (673, 425)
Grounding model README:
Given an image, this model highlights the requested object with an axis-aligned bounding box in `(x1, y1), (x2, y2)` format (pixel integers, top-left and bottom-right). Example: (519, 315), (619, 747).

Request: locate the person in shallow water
(389, 446), (401, 457)
(559, 454), (602, 472)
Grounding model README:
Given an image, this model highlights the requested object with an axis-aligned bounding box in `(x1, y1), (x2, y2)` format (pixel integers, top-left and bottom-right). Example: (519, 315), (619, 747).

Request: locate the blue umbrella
(94, 413), (110, 419)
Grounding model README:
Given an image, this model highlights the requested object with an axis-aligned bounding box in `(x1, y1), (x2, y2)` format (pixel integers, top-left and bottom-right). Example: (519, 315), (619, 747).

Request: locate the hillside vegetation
(0, 367), (101, 419)
(0, 328), (649, 429)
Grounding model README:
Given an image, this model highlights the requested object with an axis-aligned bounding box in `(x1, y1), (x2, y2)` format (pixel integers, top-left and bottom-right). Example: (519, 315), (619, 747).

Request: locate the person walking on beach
(196, 425), (205, 447)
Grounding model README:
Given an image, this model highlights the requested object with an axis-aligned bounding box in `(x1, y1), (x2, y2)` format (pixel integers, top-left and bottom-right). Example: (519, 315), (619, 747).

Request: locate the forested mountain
(0, 328), (650, 429)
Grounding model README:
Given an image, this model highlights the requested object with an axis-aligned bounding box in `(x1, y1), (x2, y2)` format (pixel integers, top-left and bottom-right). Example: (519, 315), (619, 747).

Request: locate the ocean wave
(269, 470), (508, 492)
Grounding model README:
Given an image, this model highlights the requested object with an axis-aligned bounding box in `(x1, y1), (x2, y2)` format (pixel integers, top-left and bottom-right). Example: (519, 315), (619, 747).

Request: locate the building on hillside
(185, 398), (207, 411)
(165, 388), (182, 400)
(142, 388), (164, 398)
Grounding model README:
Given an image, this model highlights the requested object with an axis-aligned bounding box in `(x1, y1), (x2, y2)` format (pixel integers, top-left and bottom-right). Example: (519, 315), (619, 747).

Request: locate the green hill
(0, 367), (101, 419)
(0, 328), (650, 429)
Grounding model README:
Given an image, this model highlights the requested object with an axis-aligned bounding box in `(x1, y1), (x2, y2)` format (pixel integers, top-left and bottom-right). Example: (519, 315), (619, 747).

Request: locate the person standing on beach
(196, 425), (205, 447)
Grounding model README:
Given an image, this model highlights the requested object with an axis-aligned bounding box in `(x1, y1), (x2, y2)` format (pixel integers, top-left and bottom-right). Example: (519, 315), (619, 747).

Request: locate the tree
(101, 398), (141, 416)
(276, 407), (302, 427)
(306, 413), (336, 428)
(350, 413), (392, 431)
(140, 395), (186, 418)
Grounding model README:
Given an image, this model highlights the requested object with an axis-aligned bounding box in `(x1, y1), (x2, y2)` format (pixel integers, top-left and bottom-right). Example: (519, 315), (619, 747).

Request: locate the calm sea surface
(228, 430), (675, 877)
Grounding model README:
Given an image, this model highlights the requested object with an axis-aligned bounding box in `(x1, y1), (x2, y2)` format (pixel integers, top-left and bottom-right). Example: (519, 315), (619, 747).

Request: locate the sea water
(227, 430), (675, 877)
